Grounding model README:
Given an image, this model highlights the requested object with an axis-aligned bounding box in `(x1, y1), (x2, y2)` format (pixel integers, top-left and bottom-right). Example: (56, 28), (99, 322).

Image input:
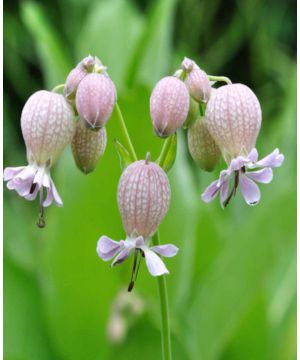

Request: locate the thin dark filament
(128, 249), (139, 292)
(134, 250), (143, 283)
(223, 171), (240, 208)
(37, 188), (46, 228)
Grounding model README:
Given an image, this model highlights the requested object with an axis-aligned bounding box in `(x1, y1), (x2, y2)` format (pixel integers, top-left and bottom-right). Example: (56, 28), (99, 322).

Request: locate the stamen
(29, 182), (37, 195)
(128, 249), (139, 292)
(37, 188), (46, 228)
(223, 171), (239, 208)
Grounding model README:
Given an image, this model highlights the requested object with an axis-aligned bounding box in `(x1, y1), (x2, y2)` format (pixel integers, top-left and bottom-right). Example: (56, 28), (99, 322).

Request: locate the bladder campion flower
(71, 119), (107, 174)
(201, 83), (284, 207)
(4, 90), (75, 225)
(181, 57), (211, 103)
(76, 73), (116, 129)
(97, 156), (178, 288)
(150, 76), (189, 137)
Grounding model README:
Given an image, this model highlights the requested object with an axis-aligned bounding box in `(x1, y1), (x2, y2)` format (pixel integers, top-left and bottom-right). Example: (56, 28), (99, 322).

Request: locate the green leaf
(132, 0), (178, 87)
(114, 139), (133, 170)
(4, 258), (59, 360)
(21, 1), (72, 88)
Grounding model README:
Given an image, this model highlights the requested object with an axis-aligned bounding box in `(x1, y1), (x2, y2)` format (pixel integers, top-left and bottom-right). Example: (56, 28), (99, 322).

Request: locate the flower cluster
(4, 55), (115, 226)
(149, 57), (284, 207)
(4, 53), (285, 291)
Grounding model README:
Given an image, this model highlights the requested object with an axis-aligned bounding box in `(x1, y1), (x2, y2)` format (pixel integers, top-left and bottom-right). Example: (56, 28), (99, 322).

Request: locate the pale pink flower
(202, 83), (284, 207)
(76, 73), (116, 129)
(150, 76), (189, 137)
(97, 159), (178, 278)
(205, 83), (262, 162)
(4, 90), (75, 214)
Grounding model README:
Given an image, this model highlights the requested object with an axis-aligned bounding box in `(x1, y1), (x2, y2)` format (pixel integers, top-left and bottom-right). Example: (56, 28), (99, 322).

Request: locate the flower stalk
(114, 103), (138, 162)
(207, 75), (232, 84)
(113, 105), (174, 360)
(51, 83), (65, 93)
(152, 231), (172, 360)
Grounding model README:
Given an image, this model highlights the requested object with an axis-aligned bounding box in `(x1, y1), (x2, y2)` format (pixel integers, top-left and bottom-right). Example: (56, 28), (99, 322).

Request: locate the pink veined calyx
(97, 155), (178, 291)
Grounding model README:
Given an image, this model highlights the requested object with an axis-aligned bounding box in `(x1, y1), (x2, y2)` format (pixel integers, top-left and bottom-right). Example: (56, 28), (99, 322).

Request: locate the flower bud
(21, 90), (75, 166)
(187, 117), (221, 172)
(117, 158), (170, 238)
(205, 83), (262, 162)
(182, 57), (211, 103)
(71, 119), (107, 174)
(76, 73), (116, 129)
(64, 67), (87, 99)
(150, 76), (189, 138)
(76, 55), (96, 72)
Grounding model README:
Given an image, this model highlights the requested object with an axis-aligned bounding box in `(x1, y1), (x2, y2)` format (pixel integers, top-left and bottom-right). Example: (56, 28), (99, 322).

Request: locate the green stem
(208, 75), (232, 84)
(115, 103), (138, 161)
(152, 231), (172, 360)
(158, 135), (174, 167)
(51, 83), (65, 93)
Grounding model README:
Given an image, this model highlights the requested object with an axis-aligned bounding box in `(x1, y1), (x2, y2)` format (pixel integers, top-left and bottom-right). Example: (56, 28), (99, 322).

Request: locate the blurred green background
(3, 0), (296, 359)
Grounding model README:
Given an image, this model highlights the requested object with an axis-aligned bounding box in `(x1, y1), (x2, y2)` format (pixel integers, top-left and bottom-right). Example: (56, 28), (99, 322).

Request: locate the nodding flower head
(4, 90), (76, 225)
(71, 119), (107, 174)
(97, 157), (178, 281)
(150, 76), (189, 138)
(205, 83), (262, 162)
(76, 73), (116, 129)
(181, 57), (211, 103)
(201, 83), (284, 207)
(188, 116), (221, 172)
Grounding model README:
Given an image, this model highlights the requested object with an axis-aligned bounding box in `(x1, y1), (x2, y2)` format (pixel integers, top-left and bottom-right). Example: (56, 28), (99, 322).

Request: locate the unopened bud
(21, 90), (75, 166)
(205, 83), (261, 162)
(188, 117), (221, 172)
(76, 55), (95, 72)
(64, 67), (87, 99)
(118, 159), (170, 238)
(76, 73), (116, 129)
(71, 119), (107, 174)
(182, 57), (211, 103)
(150, 76), (189, 138)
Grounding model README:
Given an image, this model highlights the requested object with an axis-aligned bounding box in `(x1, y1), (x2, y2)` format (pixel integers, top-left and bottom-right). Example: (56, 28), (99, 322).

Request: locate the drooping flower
(97, 158), (178, 281)
(187, 116), (221, 172)
(76, 73), (116, 129)
(205, 83), (262, 162)
(150, 76), (189, 137)
(202, 83), (284, 207)
(181, 57), (211, 103)
(4, 90), (75, 225)
(71, 118), (107, 174)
